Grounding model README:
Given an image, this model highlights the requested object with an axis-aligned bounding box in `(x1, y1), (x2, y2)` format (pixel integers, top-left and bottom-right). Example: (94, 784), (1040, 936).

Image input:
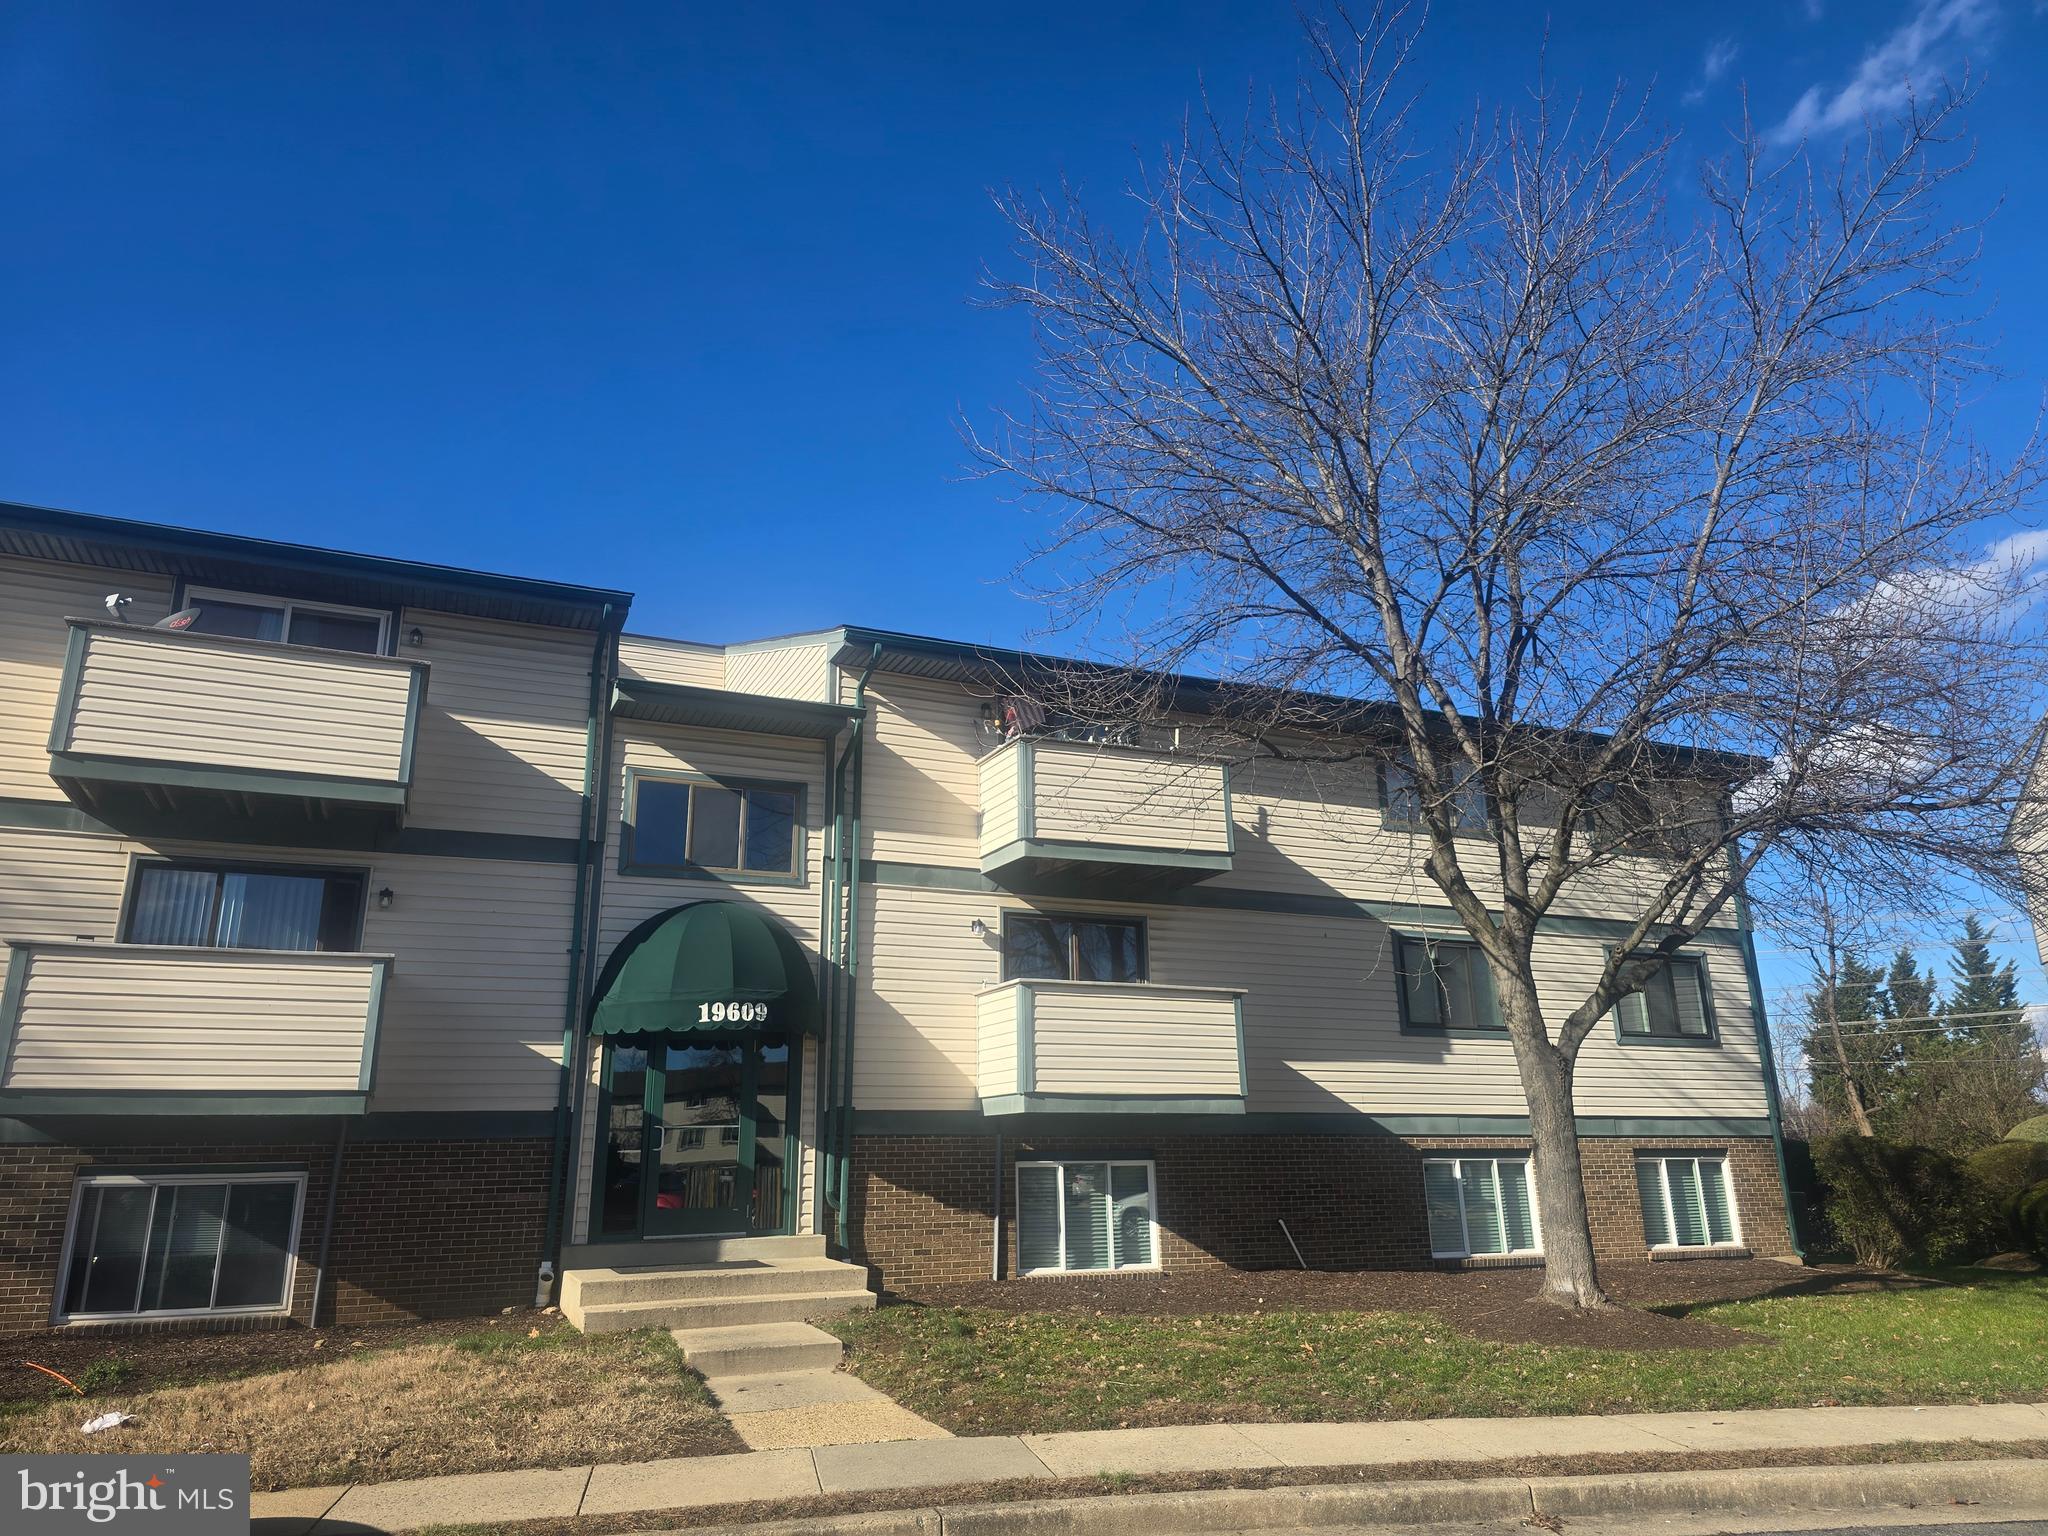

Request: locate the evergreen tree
(1885, 918), (2044, 1153)
(1803, 951), (1891, 1135)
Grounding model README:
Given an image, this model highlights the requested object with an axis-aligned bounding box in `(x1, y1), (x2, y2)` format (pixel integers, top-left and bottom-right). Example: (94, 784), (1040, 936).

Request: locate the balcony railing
(975, 977), (1247, 1115)
(977, 738), (1233, 890)
(48, 619), (426, 838)
(0, 941), (393, 1114)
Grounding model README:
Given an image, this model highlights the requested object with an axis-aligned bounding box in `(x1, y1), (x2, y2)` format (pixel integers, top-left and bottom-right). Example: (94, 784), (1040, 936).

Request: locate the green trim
(1232, 993), (1247, 1098)
(618, 767), (810, 887)
(979, 1093), (1247, 1117)
(611, 677), (856, 738)
(854, 1108), (1777, 1138)
(1017, 742), (1036, 841)
(0, 945), (30, 1090)
(1391, 931), (1508, 1036)
(1736, 882), (1806, 1259)
(49, 752), (410, 806)
(0, 795), (581, 862)
(864, 858), (1751, 947)
(358, 957), (392, 1093)
(1016, 983), (1034, 1094)
(980, 838), (1235, 874)
(85, 1161), (311, 1177)
(47, 621), (88, 753)
(0, 1109), (553, 1143)
(0, 1093), (368, 1116)
(397, 664), (424, 788)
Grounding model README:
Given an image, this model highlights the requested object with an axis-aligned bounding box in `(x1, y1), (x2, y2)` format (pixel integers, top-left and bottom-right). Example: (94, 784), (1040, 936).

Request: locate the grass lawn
(828, 1270), (2048, 1437)
(0, 1318), (740, 1490)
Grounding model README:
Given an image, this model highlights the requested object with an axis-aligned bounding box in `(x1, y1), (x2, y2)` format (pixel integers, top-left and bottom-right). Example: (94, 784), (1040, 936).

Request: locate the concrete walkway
(704, 1365), (952, 1450)
(253, 1400), (2048, 1534)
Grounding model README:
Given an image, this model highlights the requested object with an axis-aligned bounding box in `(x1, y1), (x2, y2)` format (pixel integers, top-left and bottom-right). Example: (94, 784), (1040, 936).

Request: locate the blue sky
(3, 1), (2045, 1017)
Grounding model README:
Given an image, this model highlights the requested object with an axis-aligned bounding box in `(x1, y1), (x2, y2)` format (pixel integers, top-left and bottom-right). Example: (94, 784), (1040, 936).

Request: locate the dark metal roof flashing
(611, 679), (857, 741)
(0, 500), (632, 631)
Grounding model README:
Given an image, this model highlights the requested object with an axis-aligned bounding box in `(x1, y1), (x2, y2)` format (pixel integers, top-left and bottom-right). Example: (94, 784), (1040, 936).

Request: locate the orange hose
(22, 1361), (84, 1394)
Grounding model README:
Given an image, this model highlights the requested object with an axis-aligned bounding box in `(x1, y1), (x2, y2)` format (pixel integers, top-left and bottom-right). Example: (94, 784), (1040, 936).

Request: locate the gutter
(824, 644), (881, 1250)
(539, 606), (621, 1300)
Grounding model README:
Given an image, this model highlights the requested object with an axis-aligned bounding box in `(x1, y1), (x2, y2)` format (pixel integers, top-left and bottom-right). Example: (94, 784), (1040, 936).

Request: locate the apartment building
(0, 502), (1797, 1336)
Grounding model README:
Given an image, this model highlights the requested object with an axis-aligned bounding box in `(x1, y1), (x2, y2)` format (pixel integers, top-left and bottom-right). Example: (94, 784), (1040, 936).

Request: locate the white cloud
(1683, 37), (1741, 105)
(1771, 0), (1997, 144)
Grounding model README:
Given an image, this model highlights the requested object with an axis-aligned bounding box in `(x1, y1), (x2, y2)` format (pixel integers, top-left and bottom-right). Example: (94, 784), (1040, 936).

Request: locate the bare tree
(975, 7), (2045, 1306)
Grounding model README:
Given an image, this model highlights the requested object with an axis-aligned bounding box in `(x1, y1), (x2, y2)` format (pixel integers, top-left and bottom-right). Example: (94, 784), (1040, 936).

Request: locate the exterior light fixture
(377, 887), (395, 911)
(968, 919), (989, 937)
(406, 626), (425, 648)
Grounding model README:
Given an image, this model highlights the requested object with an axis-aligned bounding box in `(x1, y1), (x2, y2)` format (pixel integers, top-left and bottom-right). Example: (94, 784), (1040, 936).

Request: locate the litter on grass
(82, 1411), (134, 1434)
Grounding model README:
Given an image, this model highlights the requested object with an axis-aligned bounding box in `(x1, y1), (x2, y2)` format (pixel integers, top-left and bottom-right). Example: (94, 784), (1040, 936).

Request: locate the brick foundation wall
(849, 1132), (1795, 1289)
(0, 1138), (549, 1336)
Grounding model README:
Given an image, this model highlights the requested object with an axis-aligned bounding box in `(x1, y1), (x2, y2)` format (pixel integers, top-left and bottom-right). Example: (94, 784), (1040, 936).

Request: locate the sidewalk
(253, 1400), (2048, 1534)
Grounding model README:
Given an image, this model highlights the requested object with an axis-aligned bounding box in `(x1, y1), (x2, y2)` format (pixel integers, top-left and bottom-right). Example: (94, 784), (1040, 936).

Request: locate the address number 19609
(697, 1001), (770, 1024)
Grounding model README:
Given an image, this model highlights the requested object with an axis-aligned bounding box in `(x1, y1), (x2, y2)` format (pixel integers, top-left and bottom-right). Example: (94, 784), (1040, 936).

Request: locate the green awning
(589, 901), (822, 1037)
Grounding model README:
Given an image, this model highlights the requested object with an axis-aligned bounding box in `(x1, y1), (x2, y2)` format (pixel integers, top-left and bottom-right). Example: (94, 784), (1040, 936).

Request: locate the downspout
(828, 645), (881, 1250)
(814, 736), (838, 1235)
(540, 604), (618, 1301)
(1734, 880), (1805, 1261)
(307, 1119), (349, 1328)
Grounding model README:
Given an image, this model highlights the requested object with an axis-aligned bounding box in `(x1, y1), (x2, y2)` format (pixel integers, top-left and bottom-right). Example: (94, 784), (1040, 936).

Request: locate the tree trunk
(1499, 970), (1609, 1308)
(1822, 1013), (1877, 1137)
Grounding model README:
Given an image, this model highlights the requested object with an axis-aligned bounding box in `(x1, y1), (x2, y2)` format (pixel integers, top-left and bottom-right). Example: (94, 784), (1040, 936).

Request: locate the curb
(673, 1456), (2048, 1536)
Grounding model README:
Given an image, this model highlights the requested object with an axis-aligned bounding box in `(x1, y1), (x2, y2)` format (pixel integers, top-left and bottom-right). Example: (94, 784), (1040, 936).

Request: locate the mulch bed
(2, 1308), (559, 1407)
(883, 1259), (1927, 1351)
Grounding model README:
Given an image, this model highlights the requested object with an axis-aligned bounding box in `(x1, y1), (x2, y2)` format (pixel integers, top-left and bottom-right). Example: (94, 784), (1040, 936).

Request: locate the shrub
(1811, 1134), (1996, 1268)
(1964, 1140), (2048, 1226)
(2006, 1114), (2048, 1145)
(2017, 1180), (2048, 1261)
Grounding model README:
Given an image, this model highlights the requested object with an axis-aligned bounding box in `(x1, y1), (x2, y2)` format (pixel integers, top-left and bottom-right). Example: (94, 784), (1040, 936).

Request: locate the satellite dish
(155, 607), (203, 632)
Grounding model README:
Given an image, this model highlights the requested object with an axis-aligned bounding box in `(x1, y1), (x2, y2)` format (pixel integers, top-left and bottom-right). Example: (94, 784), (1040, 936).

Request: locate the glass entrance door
(597, 1034), (797, 1239)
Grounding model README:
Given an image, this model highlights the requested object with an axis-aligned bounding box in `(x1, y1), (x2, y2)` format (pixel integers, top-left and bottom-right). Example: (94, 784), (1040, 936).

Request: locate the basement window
(1016, 1160), (1157, 1274)
(1423, 1157), (1541, 1259)
(1636, 1155), (1741, 1249)
(58, 1173), (305, 1322)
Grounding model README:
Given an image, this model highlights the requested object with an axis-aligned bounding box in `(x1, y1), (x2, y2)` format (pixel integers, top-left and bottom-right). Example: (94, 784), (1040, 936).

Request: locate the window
(1423, 1158), (1541, 1258)
(1636, 1156), (1741, 1249)
(59, 1173), (305, 1321)
(1395, 934), (1502, 1031)
(1016, 1161), (1156, 1273)
(625, 774), (801, 877)
(1382, 756), (1489, 833)
(125, 862), (365, 952)
(1001, 913), (1146, 983)
(1611, 952), (1715, 1042)
(182, 587), (388, 655)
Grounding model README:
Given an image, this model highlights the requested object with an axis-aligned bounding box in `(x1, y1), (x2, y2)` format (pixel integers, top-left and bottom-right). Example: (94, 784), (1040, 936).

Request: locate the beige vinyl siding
(725, 639), (833, 702)
(0, 828), (128, 942)
(620, 634), (725, 690)
(0, 557), (174, 801)
(60, 625), (419, 783)
(1021, 742), (1231, 856)
(401, 610), (595, 838)
(571, 1035), (604, 1244)
(859, 673), (987, 864)
(855, 883), (1768, 1119)
(3, 943), (381, 1092)
(981, 979), (1243, 1098)
(357, 853), (576, 1112)
(980, 741), (1025, 850)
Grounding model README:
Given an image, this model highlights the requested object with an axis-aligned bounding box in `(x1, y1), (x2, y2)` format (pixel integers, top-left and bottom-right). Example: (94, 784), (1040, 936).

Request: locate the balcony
(976, 978), (1247, 1115)
(48, 619), (427, 842)
(0, 942), (393, 1115)
(977, 739), (1233, 894)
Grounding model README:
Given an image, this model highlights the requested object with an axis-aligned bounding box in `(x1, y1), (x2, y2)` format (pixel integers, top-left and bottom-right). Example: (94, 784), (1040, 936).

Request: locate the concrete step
(572, 1286), (876, 1334)
(565, 1258), (869, 1308)
(674, 1320), (845, 1376)
(562, 1233), (827, 1269)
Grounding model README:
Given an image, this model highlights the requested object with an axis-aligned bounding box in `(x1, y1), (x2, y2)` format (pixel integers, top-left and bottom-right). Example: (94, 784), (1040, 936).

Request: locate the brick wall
(0, 1137), (549, 1336)
(849, 1132), (1795, 1289)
